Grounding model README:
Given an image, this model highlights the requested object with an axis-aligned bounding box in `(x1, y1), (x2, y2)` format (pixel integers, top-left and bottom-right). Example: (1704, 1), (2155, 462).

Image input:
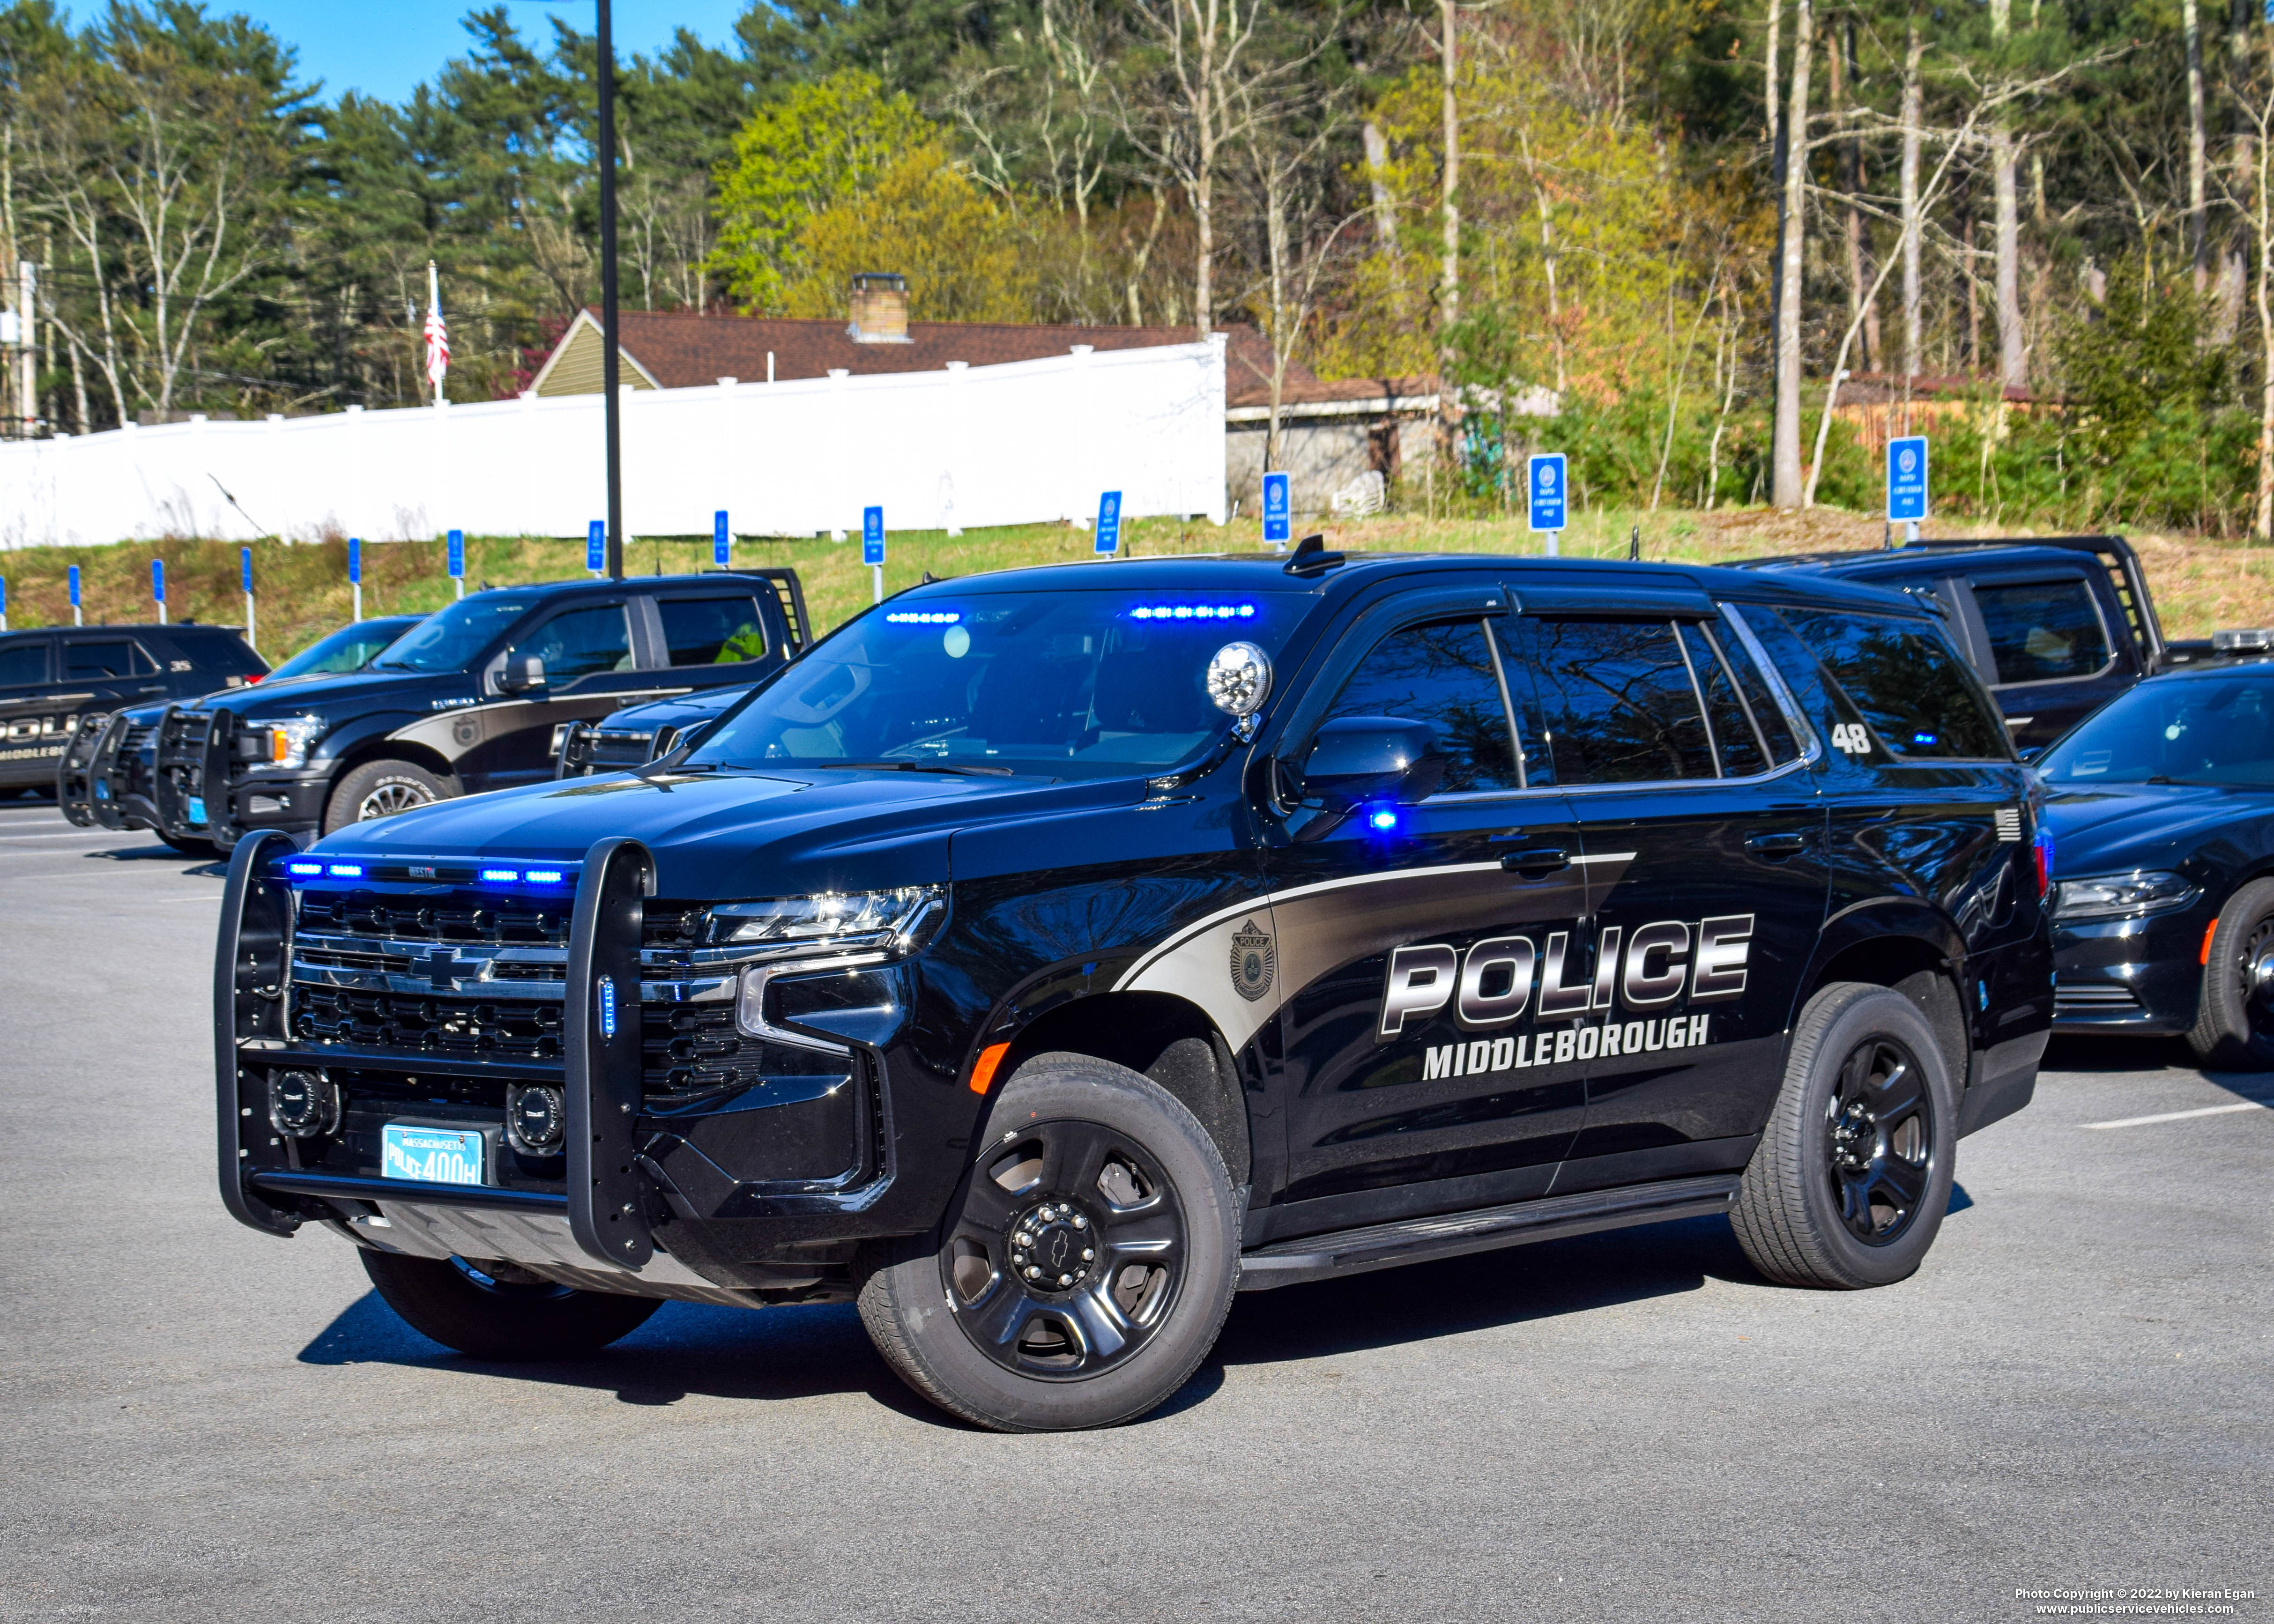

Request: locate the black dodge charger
(2044, 660), (2274, 1064)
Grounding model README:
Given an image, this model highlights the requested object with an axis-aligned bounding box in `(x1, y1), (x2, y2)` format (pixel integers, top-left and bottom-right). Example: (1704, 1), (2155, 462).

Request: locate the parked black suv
(1746, 535), (2165, 751)
(216, 549), (2050, 1431)
(83, 571), (806, 853)
(3, 623), (264, 797)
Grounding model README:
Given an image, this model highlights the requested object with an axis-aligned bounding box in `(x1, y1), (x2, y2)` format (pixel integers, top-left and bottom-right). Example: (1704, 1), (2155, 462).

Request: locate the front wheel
(857, 1053), (1241, 1431)
(1731, 981), (1959, 1290)
(360, 1249), (661, 1358)
(324, 758), (454, 834)
(2187, 878), (2274, 1069)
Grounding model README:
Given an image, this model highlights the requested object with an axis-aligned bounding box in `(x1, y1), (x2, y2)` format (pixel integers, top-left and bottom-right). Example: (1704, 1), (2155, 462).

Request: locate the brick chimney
(847, 272), (911, 343)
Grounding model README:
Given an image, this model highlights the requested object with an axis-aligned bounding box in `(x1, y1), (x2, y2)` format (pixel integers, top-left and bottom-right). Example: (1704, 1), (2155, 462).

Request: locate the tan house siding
(529, 311), (661, 397)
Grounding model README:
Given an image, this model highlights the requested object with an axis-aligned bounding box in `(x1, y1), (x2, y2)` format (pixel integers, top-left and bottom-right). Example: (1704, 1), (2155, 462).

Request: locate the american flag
(422, 260), (448, 401)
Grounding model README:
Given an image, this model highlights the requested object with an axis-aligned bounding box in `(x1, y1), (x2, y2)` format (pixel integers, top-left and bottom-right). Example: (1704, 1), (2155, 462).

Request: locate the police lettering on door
(1378, 914), (1755, 1076)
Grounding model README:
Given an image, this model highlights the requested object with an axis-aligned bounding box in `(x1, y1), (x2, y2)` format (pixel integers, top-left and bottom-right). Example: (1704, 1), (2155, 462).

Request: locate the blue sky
(217, 2), (753, 104)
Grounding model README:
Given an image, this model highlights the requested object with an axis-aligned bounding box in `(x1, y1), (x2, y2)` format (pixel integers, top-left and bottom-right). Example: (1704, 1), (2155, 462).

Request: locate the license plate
(186, 795), (207, 824)
(381, 1124), (486, 1187)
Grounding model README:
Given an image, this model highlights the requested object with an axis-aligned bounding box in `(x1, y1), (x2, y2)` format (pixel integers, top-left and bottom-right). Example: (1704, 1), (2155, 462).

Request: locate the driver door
(452, 601), (673, 792)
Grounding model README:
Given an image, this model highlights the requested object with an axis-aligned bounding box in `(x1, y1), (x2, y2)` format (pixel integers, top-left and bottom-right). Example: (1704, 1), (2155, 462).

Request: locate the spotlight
(268, 1069), (340, 1138)
(507, 1085), (566, 1154)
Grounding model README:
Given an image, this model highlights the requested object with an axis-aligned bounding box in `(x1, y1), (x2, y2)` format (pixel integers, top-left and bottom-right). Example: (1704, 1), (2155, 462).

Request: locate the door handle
(1746, 831), (1811, 856)
(1500, 846), (1571, 877)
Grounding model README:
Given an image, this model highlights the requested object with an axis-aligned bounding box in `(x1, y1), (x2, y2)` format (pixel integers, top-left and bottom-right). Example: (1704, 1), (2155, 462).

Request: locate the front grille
(586, 728), (659, 769)
(2055, 980), (2142, 1013)
(296, 896), (571, 946)
(294, 986), (565, 1057)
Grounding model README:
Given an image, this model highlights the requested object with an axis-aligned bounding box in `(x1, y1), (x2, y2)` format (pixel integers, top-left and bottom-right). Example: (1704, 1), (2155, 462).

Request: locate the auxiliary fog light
(506, 1084), (566, 1154)
(268, 1068), (341, 1138)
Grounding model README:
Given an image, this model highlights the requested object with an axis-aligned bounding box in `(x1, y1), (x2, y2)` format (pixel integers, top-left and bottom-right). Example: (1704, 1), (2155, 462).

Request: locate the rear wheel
(325, 758), (453, 834)
(857, 1053), (1240, 1431)
(360, 1249), (661, 1359)
(2187, 879), (2274, 1069)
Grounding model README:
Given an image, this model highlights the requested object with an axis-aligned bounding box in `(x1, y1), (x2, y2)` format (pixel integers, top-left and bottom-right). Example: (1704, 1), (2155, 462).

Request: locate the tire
(857, 1052), (1241, 1431)
(359, 1249), (661, 1359)
(1731, 982), (1959, 1290)
(2187, 878), (2274, 1069)
(158, 831), (217, 857)
(325, 758), (454, 834)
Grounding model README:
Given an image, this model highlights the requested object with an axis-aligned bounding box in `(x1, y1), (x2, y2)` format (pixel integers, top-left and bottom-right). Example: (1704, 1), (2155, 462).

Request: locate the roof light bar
(886, 610), (962, 624)
(1130, 603), (1257, 621)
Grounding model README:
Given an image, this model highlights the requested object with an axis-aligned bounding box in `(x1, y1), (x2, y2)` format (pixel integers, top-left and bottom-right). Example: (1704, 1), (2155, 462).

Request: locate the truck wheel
(857, 1053), (1241, 1431)
(2187, 879), (2274, 1069)
(1731, 982), (1959, 1290)
(325, 759), (453, 833)
(360, 1250), (661, 1359)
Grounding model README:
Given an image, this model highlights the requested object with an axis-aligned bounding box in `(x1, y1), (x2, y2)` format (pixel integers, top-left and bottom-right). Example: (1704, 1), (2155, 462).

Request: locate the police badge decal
(1229, 918), (1276, 1002)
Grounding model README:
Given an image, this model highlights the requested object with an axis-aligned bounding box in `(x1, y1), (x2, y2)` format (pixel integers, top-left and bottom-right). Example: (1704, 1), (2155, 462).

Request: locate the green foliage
(783, 142), (1032, 320)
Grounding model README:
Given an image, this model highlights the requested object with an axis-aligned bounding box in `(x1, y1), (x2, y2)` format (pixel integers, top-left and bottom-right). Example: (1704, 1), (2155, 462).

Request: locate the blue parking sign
(587, 520), (605, 573)
(1262, 472), (1291, 545)
(1528, 454), (1568, 533)
(1095, 490), (1123, 556)
(151, 558), (165, 605)
(1887, 436), (1929, 523)
(348, 538), (362, 584)
(241, 547), (253, 594)
(447, 528), (465, 578)
(713, 510), (730, 567)
(862, 506), (885, 567)
(68, 565), (80, 607)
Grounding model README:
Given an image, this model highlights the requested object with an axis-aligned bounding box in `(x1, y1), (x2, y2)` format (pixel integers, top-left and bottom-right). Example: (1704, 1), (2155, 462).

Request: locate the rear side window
(1320, 620), (1520, 793)
(64, 640), (142, 680)
(1777, 609), (2008, 759)
(1711, 613), (1802, 765)
(1678, 623), (1769, 776)
(519, 605), (633, 682)
(1972, 578), (2111, 683)
(171, 633), (264, 677)
(1527, 618), (1716, 783)
(0, 642), (49, 685)
(659, 595), (769, 666)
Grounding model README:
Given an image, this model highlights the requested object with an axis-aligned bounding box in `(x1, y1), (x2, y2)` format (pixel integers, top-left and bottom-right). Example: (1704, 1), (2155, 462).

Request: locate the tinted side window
(1529, 618), (1716, 783)
(659, 595), (768, 666)
(0, 642), (49, 686)
(1711, 613), (1802, 765)
(1777, 609), (2008, 759)
(64, 640), (137, 680)
(520, 606), (633, 683)
(1320, 620), (1519, 793)
(186, 636), (264, 677)
(1679, 623), (1769, 776)
(1972, 578), (2111, 683)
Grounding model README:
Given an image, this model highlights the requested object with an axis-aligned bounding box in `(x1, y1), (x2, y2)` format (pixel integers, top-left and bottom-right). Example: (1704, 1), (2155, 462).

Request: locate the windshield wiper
(819, 759), (1017, 778)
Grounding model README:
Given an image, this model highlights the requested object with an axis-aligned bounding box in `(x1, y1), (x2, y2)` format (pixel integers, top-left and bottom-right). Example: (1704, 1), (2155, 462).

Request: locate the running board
(1236, 1173), (1741, 1291)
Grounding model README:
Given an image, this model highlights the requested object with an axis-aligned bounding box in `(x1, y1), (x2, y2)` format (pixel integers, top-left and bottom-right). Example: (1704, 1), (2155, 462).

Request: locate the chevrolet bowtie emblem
(427, 947), (459, 989)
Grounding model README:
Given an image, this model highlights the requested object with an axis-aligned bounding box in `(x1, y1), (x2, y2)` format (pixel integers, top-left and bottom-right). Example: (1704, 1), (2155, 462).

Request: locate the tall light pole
(597, 0), (624, 580)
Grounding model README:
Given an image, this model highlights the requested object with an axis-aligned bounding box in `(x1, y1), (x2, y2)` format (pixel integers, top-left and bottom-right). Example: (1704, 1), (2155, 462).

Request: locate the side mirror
(1296, 716), (1446, 809)
(2018, 745), (2044, 764)
(499, 653), (547, 695)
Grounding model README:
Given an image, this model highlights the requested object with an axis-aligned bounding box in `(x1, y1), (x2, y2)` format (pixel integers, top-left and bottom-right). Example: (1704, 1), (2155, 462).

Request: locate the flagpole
(426, 261), (444, 409)
(597, 0), (624, 582)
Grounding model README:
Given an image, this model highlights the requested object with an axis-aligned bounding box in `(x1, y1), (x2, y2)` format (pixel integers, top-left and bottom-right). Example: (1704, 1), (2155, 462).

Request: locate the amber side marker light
(968, 1041), (1011, 1095)
(2202, 919), (2221, 965)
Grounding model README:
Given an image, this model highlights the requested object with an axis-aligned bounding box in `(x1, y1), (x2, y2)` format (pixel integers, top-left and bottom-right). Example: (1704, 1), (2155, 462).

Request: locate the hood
(2044, 781), (2274, 874)
(197, 669), (465, 717)
(314, 766), (1142, 896)
(600, 683), (754, 731)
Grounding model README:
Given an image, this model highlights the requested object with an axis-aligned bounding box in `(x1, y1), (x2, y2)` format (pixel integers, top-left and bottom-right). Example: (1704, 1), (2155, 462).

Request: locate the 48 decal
(1829, 722), (1874, 756)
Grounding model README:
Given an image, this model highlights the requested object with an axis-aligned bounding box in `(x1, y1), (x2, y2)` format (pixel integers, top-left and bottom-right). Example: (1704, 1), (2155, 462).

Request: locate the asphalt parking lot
(1, 795), (2267, 1624)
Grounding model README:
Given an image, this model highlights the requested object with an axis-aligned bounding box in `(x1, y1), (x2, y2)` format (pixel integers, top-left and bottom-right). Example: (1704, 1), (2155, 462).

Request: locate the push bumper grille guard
(156, 705), (240, 845)
(214, 829), (660, 1274)
(56, 712), (112, 828)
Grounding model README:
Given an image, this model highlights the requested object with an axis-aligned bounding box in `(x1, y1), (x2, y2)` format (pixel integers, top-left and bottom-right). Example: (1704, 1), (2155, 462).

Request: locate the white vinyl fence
(0, 335), (1227, 549)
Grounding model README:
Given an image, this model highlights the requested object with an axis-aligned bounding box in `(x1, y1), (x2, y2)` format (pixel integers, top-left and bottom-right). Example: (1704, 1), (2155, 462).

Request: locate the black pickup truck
(63, 571), (807, 853)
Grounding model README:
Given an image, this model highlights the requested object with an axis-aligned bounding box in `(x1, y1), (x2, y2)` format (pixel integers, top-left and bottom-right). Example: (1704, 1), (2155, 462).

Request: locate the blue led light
(524, 868), (566, 884)
(885, 610), (962, 624)
(1130, 602), (1257, 622)
(284, 860), (322, 877)
(326, 863), (363, 878)
(596, 975), (617, 1039)
(479, 868), (520, 883)
(1368, 808), (1400, 831)
(1911, 731), (1939, 747)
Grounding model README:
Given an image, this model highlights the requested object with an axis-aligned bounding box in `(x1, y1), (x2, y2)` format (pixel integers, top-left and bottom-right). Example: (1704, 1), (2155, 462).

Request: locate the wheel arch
(1796, 902), (1970, 1095)
(320, 739), (462, 826)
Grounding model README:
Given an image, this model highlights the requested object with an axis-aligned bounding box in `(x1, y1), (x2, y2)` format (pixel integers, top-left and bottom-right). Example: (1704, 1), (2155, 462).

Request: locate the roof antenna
(1285, 533), (1345, 577)
(1627, 525), (1640, 561)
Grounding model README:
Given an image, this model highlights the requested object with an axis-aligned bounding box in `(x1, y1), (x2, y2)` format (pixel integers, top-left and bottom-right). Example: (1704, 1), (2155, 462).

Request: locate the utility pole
(598, 0), (625, 581)
(16, 262), (33, 437)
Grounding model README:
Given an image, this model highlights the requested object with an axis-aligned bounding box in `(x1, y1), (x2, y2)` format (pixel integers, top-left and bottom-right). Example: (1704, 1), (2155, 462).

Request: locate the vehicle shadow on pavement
(2043, 1035), (2274, 1105)
(77, 843), (227, 874)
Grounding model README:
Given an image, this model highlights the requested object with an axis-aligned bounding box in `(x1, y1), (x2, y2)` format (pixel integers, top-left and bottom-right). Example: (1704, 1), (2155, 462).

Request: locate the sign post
(1095, 490), (1123, 556)
(68, 565), (81, 626)
(0, 576), (8, 634)
(447, 528), (465, 599)
(862, 506), (886, 604)
(1527, 453), (1568, 556)
(348, 538), (362, 622)
(587, 520), (605, 576)
(242, 547), (256, 656)
(713, 510), (731, 568)
(1887, 435), (1929, 544)
(152, 559), (166, 625)
(1261, 472), (1292, 549)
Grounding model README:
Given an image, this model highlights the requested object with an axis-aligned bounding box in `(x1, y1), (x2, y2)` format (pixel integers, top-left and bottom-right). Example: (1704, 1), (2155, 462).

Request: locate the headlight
(249, 715), (324, 770)
(706, 885), (944, 957)
(2051, 870), (2198, 920)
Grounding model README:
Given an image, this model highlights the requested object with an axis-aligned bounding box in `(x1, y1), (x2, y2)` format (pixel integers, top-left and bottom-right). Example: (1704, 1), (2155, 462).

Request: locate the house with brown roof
(527, 273), (1455, 516)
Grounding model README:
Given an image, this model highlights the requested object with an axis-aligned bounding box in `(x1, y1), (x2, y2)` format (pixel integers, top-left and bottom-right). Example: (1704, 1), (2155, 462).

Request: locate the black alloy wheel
(1822, 1035), (1934, 1246)
(941, 1118), (1187, 1380)
(2187, 878), (2274, 1069)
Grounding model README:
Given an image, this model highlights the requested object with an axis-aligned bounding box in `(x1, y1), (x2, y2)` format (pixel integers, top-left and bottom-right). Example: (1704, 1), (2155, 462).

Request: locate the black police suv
(1, 621), (264, 796)
(2037, 659), (2274, 1064)
(555, 681), (748, 776)
(1748, 535), (2165, 752)
(214, 549), (2051, 1431)
(86, 571), (807, 854)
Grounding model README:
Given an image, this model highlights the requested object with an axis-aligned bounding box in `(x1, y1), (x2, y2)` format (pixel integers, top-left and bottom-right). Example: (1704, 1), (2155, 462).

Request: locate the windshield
(2041, 676), (2274, 787)
(693, 588), (1312, 779)
(369, 595), (532, 673)
(266, 618), (418, 681)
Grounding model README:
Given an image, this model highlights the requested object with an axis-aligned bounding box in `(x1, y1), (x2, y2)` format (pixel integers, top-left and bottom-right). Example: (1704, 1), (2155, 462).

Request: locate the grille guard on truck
(215, 830), (664, 1275)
